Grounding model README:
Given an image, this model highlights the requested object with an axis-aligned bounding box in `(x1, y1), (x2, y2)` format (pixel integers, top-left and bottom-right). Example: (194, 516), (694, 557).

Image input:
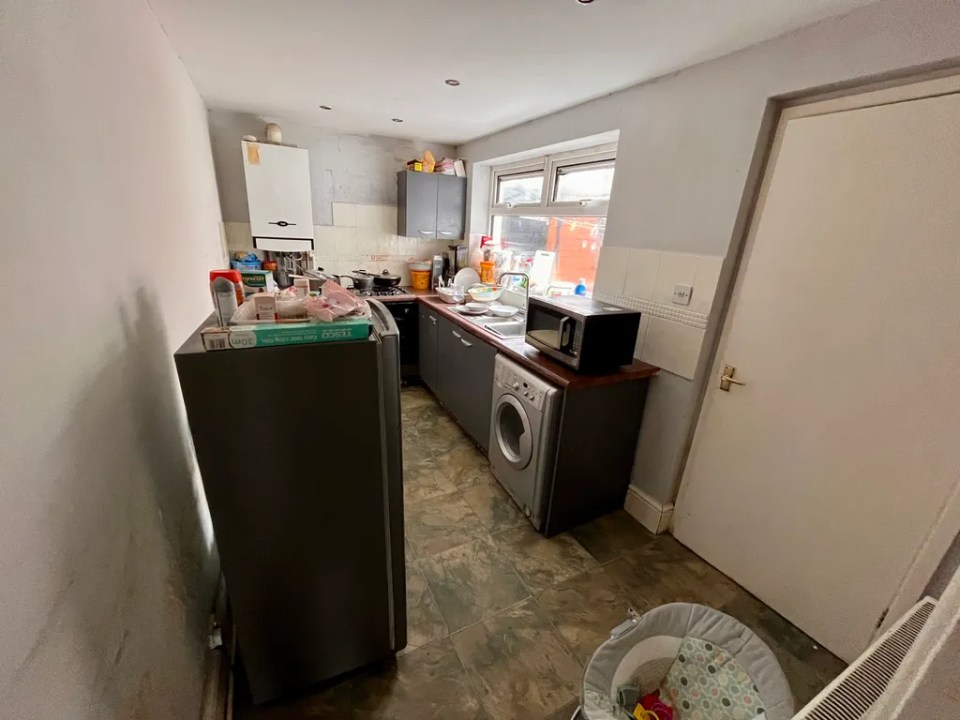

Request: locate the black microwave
(525, 295), (642, 372)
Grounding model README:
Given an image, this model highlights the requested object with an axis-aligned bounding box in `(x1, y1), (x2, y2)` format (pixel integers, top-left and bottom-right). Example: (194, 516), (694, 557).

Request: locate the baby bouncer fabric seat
(577, 603), (795, 720)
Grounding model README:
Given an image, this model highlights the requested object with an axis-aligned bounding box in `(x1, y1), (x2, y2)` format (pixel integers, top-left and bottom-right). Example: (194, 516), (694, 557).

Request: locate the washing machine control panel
(496, 365), (551, 411)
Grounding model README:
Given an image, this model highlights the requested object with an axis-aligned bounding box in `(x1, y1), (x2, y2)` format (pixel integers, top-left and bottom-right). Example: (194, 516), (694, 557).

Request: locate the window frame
(488, 144), (617, 223)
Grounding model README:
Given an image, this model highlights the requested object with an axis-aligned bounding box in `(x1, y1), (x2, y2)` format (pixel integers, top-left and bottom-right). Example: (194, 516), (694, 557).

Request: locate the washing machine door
(494, 394), (534, 470)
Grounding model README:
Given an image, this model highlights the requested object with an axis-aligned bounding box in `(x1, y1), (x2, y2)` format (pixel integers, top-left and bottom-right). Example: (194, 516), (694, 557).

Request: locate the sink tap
(498, 272), (530, 309)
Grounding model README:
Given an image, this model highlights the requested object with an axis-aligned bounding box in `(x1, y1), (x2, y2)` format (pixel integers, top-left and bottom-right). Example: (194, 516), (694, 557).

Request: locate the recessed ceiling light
(391, 118), (404, 123)
(319, 105), (333, 110)
(445, 79), (461, 86)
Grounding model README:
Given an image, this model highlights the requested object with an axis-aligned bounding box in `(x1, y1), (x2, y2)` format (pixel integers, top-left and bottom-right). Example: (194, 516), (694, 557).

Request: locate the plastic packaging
(210, 269), (244, 306)
(211, 276), (239, 326)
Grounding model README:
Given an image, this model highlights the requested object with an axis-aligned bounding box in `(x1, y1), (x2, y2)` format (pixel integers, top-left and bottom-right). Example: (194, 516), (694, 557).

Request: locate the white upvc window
(488, 144), (616, 294)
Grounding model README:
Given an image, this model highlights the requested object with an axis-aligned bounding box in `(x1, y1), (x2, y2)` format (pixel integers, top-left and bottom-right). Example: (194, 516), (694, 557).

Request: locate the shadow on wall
(8, 288), (218, 718)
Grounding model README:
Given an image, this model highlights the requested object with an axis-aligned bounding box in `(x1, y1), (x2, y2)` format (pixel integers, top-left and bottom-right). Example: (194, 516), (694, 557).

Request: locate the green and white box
(202, 317), (371, 351)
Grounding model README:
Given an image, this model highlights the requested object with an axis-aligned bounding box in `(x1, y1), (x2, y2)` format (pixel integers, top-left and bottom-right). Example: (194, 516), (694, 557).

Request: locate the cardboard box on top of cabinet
(201, 317), (371, 351)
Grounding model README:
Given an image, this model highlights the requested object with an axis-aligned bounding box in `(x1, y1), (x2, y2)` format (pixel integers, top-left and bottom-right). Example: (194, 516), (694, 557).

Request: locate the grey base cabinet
(418, 305), (439, 392)
(419, 314), (496, 452)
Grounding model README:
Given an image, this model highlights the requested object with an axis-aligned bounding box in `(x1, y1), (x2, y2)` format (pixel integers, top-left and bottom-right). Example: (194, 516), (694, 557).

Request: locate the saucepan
(355, 269), (403, 288)
(346, 271), (376, 292)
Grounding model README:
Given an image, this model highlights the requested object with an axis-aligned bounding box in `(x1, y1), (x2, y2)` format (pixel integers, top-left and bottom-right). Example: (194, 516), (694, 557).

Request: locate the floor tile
(444, 443), (496, 488)
(493, 523), (598, 593)
(405, 491), (487, 558)
(249, 638), (485, 720)
(406, 560), (449, 649)
(403, 458), (458, 503)
(536, 566), (635, 665)
(420, 536), (530, 632)
(450, 598), (583, 720)
(461, 479), (526, 534)
(569, 510), (656, 563)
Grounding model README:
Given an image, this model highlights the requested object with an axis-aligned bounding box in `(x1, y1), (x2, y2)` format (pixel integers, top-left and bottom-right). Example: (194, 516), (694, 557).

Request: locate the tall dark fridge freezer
(174, 300), (406, 703)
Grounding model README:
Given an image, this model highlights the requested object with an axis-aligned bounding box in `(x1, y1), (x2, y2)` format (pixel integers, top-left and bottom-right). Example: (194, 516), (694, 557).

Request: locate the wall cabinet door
(436, 175), (467, 242)
(418, 306), (439, 392)
(242, 141), (314, 250)
(398, 171), (438, 239)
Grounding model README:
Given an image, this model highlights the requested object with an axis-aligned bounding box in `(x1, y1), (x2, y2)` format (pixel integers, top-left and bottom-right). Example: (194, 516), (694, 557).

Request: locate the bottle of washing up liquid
(574, 278), (588, 296)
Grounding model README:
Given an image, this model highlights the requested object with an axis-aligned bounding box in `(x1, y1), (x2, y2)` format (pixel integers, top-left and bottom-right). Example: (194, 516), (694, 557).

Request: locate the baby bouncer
(574, 603), (795, 720)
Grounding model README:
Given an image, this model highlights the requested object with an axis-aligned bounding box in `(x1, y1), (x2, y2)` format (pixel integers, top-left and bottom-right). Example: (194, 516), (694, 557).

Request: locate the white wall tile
(653, 252), (699, 306)
(223, 221), (253, 251)
(355, 204), (396, 233)
(313, 225), (339, 260)
(332, 202), (356, 227)
(595, 246), (630, 295)
(641, 316), (705, 380)
(692, 255), (723, 315)
(624, 249), (661, 301)
(633, 314), (651, 359)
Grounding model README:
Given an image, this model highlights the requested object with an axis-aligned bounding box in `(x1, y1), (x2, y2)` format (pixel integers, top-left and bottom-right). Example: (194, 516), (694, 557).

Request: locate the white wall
(458, 0), (960, 506)
(209, 109), (455, 283)
(0, 0), (225, 717)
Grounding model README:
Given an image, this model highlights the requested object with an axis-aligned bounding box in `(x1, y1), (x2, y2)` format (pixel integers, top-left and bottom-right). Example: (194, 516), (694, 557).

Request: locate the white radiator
(792, 597), (937, 720)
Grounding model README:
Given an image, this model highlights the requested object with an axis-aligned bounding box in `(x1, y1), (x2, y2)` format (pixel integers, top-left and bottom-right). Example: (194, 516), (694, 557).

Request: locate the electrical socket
(672, 284), (693, 306)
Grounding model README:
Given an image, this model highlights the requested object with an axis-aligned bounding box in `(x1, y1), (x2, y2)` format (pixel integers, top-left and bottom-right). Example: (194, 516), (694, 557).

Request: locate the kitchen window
(489, 145), (616, 294)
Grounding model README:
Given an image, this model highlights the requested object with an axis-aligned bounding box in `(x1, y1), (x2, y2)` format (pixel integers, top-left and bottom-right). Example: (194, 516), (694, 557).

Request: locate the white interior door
(674, 85), (960, 663)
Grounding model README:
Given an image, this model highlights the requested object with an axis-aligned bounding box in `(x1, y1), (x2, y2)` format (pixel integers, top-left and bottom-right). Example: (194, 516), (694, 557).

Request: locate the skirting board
(624, 486), (674, 535)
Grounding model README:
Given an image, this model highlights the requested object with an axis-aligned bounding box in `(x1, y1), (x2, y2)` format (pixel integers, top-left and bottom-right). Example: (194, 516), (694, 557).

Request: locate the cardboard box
(201, 318), (371, 351)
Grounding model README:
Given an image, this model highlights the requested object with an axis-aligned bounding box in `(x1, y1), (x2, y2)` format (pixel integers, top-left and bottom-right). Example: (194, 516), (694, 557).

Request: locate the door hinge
(875, 608), (889, 630)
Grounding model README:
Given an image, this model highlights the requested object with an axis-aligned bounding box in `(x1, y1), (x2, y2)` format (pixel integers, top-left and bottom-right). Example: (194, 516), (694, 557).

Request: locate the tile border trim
(595, 292), (709, 329)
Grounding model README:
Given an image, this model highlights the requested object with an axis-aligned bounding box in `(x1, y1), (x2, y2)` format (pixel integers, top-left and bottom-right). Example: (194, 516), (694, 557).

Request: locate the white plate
(453, 268), (481, 288)
(452, 304), (488, 316)
(488, 303), (518, 317)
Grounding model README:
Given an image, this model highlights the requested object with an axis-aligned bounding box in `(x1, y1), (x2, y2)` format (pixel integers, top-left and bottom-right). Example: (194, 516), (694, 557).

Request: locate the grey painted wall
(458, 0), (960, 506)
(208, 109), (455, 224)
(1, 0), (224, 717)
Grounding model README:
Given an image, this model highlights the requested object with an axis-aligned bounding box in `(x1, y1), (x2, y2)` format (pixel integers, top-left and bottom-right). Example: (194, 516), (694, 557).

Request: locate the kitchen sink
(484, 320), (526, 338)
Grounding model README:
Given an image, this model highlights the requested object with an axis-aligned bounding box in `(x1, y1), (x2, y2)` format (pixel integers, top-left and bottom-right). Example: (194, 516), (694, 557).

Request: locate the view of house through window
(489, 145), (615, 294)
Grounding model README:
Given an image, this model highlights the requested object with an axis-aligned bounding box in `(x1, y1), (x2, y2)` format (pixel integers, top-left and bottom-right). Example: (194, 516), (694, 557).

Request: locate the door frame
(675, 67), (960, 640)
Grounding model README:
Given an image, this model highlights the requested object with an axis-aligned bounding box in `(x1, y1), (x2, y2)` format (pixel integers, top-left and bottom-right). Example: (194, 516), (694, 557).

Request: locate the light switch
(673, 284), (693, 306)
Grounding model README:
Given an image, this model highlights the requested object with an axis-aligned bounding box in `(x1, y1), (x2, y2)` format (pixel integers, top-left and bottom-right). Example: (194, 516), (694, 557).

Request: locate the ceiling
(149, 0), (879, 145)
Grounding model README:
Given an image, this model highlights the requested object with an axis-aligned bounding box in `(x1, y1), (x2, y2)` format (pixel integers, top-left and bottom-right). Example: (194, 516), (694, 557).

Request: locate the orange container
(411, 269), (432, 290)
(479, 261), (495, 284)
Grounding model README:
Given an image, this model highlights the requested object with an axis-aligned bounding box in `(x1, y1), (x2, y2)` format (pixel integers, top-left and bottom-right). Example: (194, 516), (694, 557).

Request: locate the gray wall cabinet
(397, 171), (466, 240)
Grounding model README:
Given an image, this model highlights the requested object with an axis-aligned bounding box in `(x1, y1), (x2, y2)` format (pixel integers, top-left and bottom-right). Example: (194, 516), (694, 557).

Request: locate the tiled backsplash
(222, 202), (455, 286)
(594, 246), (724, 380)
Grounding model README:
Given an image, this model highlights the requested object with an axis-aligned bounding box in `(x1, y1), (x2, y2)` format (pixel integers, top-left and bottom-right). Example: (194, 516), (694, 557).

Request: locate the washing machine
(488, 355), (561, 530)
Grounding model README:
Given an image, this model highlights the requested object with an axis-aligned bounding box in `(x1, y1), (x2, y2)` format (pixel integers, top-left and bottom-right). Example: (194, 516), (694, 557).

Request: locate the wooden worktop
(418, 295), (659, 390)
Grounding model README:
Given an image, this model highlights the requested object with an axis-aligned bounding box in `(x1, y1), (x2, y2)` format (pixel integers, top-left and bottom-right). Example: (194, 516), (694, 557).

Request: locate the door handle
(430, 316), (437, 325)
(451, 330), (461, 339)
(418, 229), (435, 236)
(268, 220), (296, 227)
(719, 365), (746, 391)
(460, 338), (472, 348)
(439, 231), (455, 236)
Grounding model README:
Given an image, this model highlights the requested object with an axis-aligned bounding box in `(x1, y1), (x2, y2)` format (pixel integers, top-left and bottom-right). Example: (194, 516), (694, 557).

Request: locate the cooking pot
(355, 269), (402, 288)
(346, 271), (376, 291)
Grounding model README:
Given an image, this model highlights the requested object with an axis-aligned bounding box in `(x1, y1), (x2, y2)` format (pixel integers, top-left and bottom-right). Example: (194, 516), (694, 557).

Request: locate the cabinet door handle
(429, 316), (437, 325)
(268, 220), (296, 227)
(451, 330), (461, 339)
(418, 229), (435, 236)
(460, 338), (473, 348)
(439, 231), (456, 236)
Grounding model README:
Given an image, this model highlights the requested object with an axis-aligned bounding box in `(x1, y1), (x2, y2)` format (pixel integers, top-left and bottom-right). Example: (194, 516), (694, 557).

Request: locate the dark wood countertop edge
(417, 295), (660, 389)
